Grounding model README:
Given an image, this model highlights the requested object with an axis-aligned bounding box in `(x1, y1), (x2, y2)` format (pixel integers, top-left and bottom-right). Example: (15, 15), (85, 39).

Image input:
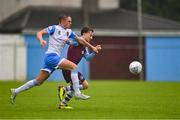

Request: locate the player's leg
(14, 70), (50, 94)
(58, 90), (74, 109)
(58, 80), (90, 109)
(63, 72), (89, 91)
(81, 80), (89, 90)
(59, 71), (89, 102)
(59, 59), (90, 100)
(10, 53), (58, 104)
(10, 70), (50, 104)
(12, 52), (59, 95)
(11, 70), (49, 94)
(60, 80), (89, 101)
(58, 80), (89, 106)
(59, 59), (80, 93)
(58, 73), (90, 109)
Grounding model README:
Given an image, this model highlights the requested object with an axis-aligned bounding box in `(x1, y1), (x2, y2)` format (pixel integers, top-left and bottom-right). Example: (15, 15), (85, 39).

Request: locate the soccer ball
(129, 61), (142, 74)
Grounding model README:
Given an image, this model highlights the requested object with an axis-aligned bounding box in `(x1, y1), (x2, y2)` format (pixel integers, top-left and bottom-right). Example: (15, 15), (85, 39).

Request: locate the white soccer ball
(129, 61), (142, 74)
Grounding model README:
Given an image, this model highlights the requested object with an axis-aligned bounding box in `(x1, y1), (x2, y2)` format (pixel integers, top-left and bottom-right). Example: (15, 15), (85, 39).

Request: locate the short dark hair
(81, 27), (94, 35)
(58, 15), (71, 22)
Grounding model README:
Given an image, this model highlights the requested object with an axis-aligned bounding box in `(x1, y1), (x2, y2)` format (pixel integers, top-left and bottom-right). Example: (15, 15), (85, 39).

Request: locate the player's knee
(72, 65), (77, 70)
(83, 83), (89, 89)
(71, 66), (78, 72)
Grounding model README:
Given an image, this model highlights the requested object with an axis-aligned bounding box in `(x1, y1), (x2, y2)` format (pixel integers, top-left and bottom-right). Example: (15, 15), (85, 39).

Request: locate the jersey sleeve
(84, 47), (96, 61)
(69, 31), (77, 39)
(66, 38), (79, 46)
(45, 25), (56, 35)
(66, 31), (79, 46)
(84, 52), (96, 61)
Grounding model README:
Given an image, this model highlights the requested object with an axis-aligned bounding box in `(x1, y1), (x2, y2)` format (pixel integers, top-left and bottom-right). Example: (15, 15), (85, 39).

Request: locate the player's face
(85, 31), (94, 42)
(62, 17), (72, 29)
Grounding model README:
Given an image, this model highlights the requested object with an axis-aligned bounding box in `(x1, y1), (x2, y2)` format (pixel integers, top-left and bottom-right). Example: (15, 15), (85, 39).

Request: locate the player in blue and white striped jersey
(10, 15), (99, 105)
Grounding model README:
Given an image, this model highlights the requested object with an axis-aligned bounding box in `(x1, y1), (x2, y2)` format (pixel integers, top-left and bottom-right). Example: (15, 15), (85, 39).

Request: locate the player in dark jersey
(58, 27), (101, 109)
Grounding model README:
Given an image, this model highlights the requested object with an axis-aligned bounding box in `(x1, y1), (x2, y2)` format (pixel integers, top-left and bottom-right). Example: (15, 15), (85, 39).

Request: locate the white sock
(61, 91), (74, 105)
(71, 69), (81, 94)
(65, 86), (72, 91)
(79, 84), (84, 90)
(65, 84), (84, 91)
(14, 79), (39, 94)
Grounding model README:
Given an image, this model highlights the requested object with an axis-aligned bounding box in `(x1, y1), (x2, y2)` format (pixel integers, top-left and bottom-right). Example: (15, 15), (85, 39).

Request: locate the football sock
(65, 84), (84, 91)
(70, 69), (81, 94)
(65, 85), (73, 91)
(61, 91), (74, 105)
(14, 79), (39, 94)
(79, 84), (84, 90)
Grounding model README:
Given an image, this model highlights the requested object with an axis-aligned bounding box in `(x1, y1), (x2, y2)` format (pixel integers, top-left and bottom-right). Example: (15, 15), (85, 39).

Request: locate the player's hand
(64, 39), (69, 43)
(92, 47), (98, 53)
(40, 40), (46, 46)
(95, 45), (102, 51)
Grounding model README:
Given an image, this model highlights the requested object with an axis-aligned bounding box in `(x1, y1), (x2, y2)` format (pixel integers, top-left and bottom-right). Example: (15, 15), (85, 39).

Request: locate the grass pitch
(0, 80), (180, 119)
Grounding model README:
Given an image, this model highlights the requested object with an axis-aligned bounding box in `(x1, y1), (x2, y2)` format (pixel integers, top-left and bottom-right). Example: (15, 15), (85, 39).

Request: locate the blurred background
(0, 0), (180, 82)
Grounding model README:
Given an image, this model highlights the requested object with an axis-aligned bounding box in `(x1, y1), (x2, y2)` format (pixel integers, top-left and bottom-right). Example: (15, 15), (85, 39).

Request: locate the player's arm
(84, 45), (102, 61)
(75, 36), (98, 53)
(37, 25), (56, 46)
(68, 31), (98, 53)
(36, 29), (48, 46)
(84, 52), (96, 61)
(66, 38), (79, 46)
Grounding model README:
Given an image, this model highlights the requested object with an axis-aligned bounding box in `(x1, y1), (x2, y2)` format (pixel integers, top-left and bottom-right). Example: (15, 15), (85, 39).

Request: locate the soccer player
(10, 15), (99, 104)
(58, 27), (101, 109)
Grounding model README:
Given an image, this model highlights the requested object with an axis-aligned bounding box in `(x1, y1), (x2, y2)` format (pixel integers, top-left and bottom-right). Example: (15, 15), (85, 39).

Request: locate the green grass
(0, 80), (180, 119)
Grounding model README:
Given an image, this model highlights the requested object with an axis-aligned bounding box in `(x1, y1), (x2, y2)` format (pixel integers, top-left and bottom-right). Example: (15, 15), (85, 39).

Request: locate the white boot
(74, 93), (91, 100)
